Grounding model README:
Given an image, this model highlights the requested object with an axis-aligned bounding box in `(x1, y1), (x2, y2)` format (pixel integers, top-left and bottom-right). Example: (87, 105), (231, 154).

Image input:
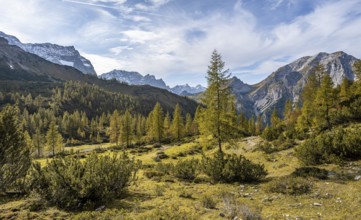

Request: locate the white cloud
(1, 0), (361, 86)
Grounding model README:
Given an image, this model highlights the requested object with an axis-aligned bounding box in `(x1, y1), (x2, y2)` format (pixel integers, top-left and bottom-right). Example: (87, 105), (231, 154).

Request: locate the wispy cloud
(0, 0), (360, 86)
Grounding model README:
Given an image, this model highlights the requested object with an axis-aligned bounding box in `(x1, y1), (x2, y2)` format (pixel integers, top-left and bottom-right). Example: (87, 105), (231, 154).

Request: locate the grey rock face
(100, 70), (169, 90)
(232, 51), (359, 118)
(101, 69), (206, 95)
(0, 31), (96, 75)
(171, 84), (206, 95)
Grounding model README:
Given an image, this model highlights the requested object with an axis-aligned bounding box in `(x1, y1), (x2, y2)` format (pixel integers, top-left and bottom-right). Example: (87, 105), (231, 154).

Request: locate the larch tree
(200, 50), (234, 153)
(109, 110), (120, 145)
(184, 113), (193, 136)
(33, 128), (43, 158)
(314, 74), (336, 130)
(354, 60), (361, 93)
(150, 102), (164, 143)
(171, 104), (183, 141)
(255, 115), (263, 135)
(297, 72), (319, 131)
(163, 112), (171, 138)
(46, 120), (63, 156)
(120, 110), (133, 148)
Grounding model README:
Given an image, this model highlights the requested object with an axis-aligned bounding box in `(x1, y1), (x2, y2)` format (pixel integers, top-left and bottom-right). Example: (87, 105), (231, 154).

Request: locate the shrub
(292, 167), (328, 180)
(266, 176), (312, 195)
(172, 159), (199, 181)
(178, 188), (193, 199)
(28, 152), (141, 210)
(221, 193), (262, 220)
(200, 152), (225, 182)
(258, 138), (295, 154)
(153, 184), (165, 196)
(153, 143), (162, 148)
(143, 170), (164, 179)
(73, 209), (129, 220)
(201, 152), (267, 183)
(200, 194), (216, 209)
(137, 204), (199, 219)
(154, 162), (173, 175)
(296, 127), (361, 165)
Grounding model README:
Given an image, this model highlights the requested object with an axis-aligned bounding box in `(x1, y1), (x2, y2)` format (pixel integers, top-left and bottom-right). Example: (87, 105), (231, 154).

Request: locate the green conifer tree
(120, 110), (133, 148)
(0, 105), (31, 191)
(200, 50), (234, 153)
(46, 120), (63, 156)
(171, 104), (184, 141)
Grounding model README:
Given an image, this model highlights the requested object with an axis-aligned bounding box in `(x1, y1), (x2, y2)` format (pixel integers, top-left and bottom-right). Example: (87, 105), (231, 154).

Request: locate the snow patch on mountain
(0, 31), (96, 75)
(100, 70), (206, 95)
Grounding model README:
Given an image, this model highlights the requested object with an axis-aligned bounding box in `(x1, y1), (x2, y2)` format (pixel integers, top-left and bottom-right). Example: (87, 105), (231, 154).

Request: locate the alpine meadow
(1, 1), (361, 219)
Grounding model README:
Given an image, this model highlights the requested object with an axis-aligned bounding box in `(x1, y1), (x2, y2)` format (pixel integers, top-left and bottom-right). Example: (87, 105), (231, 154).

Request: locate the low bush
(266, 176), (312, 195)
(172, 159), (199, 181)
(28, 153), (141, 210)
(258, 138), (295, 154)
(73, 209), (129, 220)
(153, 184), (165, 196)
(201, 152), (267, 183)
(154, 162), (173, 175)
(292, 167), (328, 180)
(143, 170), (164, 179)
(221, 192), (262, 220)
(178, 188), (193, 199)
(200, 194), (216, 209)
(296, 127), (361, 165)
(152, 143), (162, 148)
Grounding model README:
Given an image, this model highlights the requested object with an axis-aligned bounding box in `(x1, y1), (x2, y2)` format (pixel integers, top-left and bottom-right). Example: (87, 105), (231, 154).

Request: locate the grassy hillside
(1, 130), (360, 219)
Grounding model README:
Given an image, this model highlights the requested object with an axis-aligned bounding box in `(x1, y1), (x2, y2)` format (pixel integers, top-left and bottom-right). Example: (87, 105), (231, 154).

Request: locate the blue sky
(1, 0), (361, 86)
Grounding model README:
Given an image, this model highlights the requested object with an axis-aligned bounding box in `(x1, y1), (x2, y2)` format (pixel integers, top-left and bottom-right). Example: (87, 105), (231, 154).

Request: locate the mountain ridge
(0, 37), (198, 115)
(235, 51), (359, 118)
(0, 31), (96, 76)
(100, 69), (206, 95)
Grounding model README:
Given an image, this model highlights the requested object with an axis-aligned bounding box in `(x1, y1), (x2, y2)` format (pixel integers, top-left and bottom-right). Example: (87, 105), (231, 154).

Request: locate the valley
(1, 6), (361, 219)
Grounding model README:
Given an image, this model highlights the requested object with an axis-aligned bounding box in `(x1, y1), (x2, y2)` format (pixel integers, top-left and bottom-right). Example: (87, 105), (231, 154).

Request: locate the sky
(1, 0), (361, 87)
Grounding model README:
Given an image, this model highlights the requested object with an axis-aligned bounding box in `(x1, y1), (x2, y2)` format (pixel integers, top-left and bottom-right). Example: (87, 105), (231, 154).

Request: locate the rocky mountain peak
(0, 31), (96, 76)
(100, 70), (206, 95)
(233, 51), (359, 119)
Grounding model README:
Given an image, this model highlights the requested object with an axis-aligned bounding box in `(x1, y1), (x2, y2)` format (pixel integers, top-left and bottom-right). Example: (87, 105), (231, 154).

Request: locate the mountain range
(0, 31), (96, 76)
(0, 36), (198, 115)
(100, 70), (206, 95)
(230, 51), (358, 118)
(0, 31), (359, 119)
(0, 32), (206, 95)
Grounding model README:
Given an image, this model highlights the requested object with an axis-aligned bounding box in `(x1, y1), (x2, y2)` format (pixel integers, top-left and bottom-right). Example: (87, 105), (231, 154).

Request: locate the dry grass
(3, 135), (361, 219)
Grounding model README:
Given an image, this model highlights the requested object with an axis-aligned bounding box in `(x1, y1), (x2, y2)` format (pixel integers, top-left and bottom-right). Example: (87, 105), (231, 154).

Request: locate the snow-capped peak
(0, 31), (96, 75)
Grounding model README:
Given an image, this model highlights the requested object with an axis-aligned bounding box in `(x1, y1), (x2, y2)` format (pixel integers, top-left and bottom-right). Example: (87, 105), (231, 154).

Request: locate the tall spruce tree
(201, 50), (234, 153)
(0, 105), (31, 191)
